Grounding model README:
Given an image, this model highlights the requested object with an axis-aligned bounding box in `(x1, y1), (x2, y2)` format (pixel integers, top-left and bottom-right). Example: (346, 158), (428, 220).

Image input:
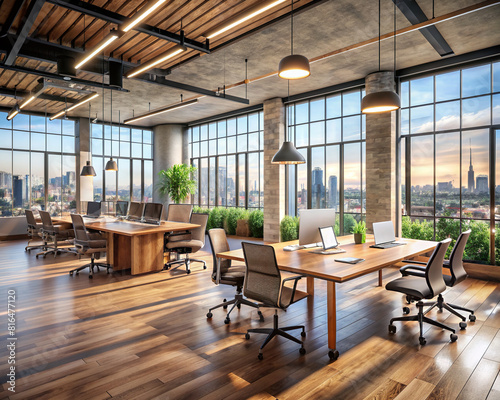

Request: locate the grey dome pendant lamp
(272, 81), (305, 164)
(105, 90), (118, 171)
(361, 0), (400, 113)
(278, 0), (310, 80)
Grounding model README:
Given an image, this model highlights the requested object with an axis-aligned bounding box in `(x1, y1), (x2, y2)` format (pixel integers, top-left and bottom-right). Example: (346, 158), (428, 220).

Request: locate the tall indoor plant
(157, 164), (197, 204)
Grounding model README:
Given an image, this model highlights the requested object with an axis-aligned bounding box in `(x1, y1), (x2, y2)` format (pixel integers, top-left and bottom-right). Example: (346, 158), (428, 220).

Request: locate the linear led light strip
(121, 0), (167, 32)
(6, 105), (19, 121)
(126, 45), (186, 78)
(124, 98), (198, 124)
(204, 0), (287, 39)
(50, 93), (99, 120)
(75, 32), (120, 70)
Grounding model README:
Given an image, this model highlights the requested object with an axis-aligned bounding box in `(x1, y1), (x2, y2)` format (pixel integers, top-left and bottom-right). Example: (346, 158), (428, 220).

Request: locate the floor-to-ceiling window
(286, 88), (366, 235)
(0, 113), (76, 217)
(189, 111), (264, 209)
(400, 60), (499, 264)
(91, 123), (153, 205)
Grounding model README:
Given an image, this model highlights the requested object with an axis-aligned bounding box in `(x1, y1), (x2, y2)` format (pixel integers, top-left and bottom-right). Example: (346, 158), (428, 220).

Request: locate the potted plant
(352, 220), (366, 244)
(157, 164), (197, 204)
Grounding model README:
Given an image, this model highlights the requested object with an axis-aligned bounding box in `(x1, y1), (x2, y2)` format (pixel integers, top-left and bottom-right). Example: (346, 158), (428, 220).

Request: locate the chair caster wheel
(224, 318), (230, 324)
(257, 310), (264, 321)
(299, 347), (306, 355)
(469, 314), (476, 322)
(186, 270), (191, 274)
(257, 353), (263, 360)
(89, 275), (93, 279)
(236, 303), (241, 310)
(403, 307), (410, 315)
(388, 325), (396, 334)
(203, 265), (207, 269)
(419, 337), (426, 345)
(459, 321), (467, 330)
(328, 350), (339, 360)
(450, 334), (458, 342)
(206, 312), (213, 319)
(223, 300), (227, 310)
(301, 331), (306, 338)
(245, 333), (250, 340)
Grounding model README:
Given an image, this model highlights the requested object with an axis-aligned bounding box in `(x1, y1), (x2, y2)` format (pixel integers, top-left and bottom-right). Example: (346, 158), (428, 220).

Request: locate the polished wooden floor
(0, 239), (499, 400)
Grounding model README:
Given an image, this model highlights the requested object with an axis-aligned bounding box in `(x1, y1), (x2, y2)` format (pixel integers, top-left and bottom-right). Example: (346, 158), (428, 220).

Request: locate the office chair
(206, 229), (262, 324)
(36, 211), (77, 258)
(242, 242), (308, 359)
(164, 213), (209, 274)
(24, 209), (45, 252)
(164, 203), (193, 252)
(399, 230), (475, 328)
(69, 214), (111, 279)
(386, 238), (457, 345)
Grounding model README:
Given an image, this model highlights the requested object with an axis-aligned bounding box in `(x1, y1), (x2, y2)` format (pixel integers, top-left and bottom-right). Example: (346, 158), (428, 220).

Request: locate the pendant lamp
(361, 0), (400, 113)
(81, 160), (97, 176)
(278, 0), (310, 80)
(105, 90), (118, 171)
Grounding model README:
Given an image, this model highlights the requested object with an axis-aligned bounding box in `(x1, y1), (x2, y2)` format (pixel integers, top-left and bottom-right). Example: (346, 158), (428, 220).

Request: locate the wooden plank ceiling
(0, 0), (317, 114)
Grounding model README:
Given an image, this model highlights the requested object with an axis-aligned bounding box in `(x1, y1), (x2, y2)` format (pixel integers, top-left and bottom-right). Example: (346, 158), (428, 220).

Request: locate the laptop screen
(128, 202), (144, 220)
(319, 226), (339, 250)
(116, 201), (128, 217)
(143, 203), (163, 222)
(86, 201), (101, 217)
(373, 221), (396, 245)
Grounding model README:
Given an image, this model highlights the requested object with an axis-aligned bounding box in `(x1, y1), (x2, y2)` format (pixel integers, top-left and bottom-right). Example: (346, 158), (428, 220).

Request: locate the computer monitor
(128, 202), (144, 221)
(372, 221), (396, 245)
(116, 201), (129, 217)
(143, 203), (163, 224)
(86, 201), (101, 217)
(298, 209), (336, 246)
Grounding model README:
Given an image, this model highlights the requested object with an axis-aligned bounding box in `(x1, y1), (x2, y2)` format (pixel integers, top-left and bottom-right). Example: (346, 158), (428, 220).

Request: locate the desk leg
(378, 270), (383, 287)
(307, 277), (315, 296)
(327, 281), (339, 361)
(107, 232), (114, 268)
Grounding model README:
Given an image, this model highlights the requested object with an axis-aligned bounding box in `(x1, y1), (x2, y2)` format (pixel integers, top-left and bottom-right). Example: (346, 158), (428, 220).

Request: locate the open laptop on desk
(284, 209), (336, 251)
(370, 221), (406, 249)
(143, 203), (163, 225)
(310, 226), (346, 255)
(84, 201), (101, 218)
(127, 202), (144, 221)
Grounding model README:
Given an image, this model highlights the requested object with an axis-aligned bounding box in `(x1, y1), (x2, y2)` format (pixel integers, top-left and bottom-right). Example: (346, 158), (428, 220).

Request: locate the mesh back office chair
(386, 238), (457, 345)
(242, 242), (308, 359)
(24, 209), (45, 252)
(69, 214), (111, 278)
(399, 230), (475, 328)
(164, 204), (193, 263)
(36, 211), (76, 258)
(206, 229), (261, 324)
(164, 213), (209, 273)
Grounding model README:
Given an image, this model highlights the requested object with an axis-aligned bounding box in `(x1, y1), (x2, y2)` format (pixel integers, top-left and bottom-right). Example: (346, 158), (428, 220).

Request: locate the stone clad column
(365, 71), (399, 234)
(76, 117), (91, 213)
(152, 124), (188, 207)
(263, 98), (286, 242)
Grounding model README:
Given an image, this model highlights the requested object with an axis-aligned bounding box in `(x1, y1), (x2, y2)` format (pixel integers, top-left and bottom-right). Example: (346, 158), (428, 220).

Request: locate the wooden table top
(54, 216), (200, 236)
(217, 235), (437, 283)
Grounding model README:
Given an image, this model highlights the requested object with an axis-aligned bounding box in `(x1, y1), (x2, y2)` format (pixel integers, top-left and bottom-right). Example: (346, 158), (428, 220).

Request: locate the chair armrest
(401, 259), (427, 265)
(281, 275), (303, 304)
(400, 264), (426, 278)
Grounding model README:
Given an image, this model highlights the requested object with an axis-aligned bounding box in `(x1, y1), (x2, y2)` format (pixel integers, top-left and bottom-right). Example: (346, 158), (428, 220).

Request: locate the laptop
(116, 201), (129, 218)
(370, 221), (406, 249)
(84, 201), (101, 218)
(142, 203), (163, 225)
(310, 226), (346, 255)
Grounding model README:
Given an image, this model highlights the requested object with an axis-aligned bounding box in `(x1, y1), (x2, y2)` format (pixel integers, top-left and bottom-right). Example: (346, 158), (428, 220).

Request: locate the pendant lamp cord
(378, 0), (381, 71)
(394, 0), (396, 72)
(290, 0), (294, 55)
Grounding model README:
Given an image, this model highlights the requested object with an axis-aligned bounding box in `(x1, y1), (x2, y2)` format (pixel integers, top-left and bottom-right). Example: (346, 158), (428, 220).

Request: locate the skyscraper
(13, 175), (23, 207)
(311, 167), (325, 208)
(476, 175), (488, 193)
(329, 175), (338, 208)
(467, 140), (475, 192)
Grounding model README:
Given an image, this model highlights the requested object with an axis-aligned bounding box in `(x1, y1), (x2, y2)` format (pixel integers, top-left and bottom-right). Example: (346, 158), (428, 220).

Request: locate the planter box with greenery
(248, 209), (264, 238)
(280, 215), (299, 242)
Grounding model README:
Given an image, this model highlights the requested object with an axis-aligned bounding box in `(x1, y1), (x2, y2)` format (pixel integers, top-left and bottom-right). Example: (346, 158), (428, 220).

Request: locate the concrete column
(263, 98), (286, 243)
(364, 71), (399, 234)
(152, 124), (187, 208)
(76, 118), (91, 213)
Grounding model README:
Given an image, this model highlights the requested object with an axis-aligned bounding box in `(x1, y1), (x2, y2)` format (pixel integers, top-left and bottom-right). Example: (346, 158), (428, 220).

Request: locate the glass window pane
(436, 71), (460, 102)
(13, 114), (29, 131)
(13, 131), (29, 150)
(191, 159), (198, 204)
(62, 155), (76, 215)
(295, 124), (308, 147)
(92, 157), (103, 201)
(227, 155), (236, 207)
(192, 126), (199, 142)
(143, 130), (152, 144)
(310, 122), (325, 145)
(112, 141), (120, 157)
(132, 129), (141, 142)
(105, 168), (116, 201)
(344, 143), (361, 214)
(218, 156), (226, 206)
(237, 134), (247, 153)
(494, 62), (500, 93)
(120, 142), (130, 158)
(462, 64), (491, 97)
(342, 115), (361, 141)
(143, 144), (152, 159)
(200, 140), (208, 157)
(218, 137), (226, 154)
(462, 96), (491, 128)
(311, 147), (325, 209)
(62, 120), (74, 135)
(238, 154), (246, 207)
(297, 148), (308, 211)
(493, 94), (500, 125)
(401, 137), (406, 215)
(410, 76), (434, 106)
(143, 160), (153, 202)
(31, 152), (44, 212)
(227, 136), (236, 153)
(287, 104), (295, 125)
(237, 116), (247, 134)
(104, 126), (111, 139)
(48, 154), (61, 216)
(342, 90), (360, 115)
(209, 157), (216, 206)
(0, 149), (12, 216)
(401, 109), (409, 135)
(209, 139), (217, 155)
(209, 123), (217, 139)
(132, 159), (142, 202)
(249, 113), (259, 132)
(31, 116), (45, 132)
(248, 133), (258, 151)
(435, 101), (460, 131)
(400, 81), (409, 108)
(410, 105), (434, 134)
(31, 132), (45, 151)
(92, 139), (102, 156)
(92, 124), (103, 138)
(47, 118), (61, 135)
(200, 158), (208, 206)
(117, 159), (130, 201)
(47, 134), (61, 153)
(260, 152), (264, 209)
(111, 126), (119, 141)
(120, 127), (130, 141)
(248, 152), (259, 207)
(310, 98), (325, 121)
(295, 101), (308, 124)
(192, 142), (199, 158)
(104, 140), (111, 157)
(218, 120), (226, 137)
(0, 129), (12, 148)
(0, 112), (11, 129)
(132, 143), (142, 158)
(227, 118), (236, 136)
(12, 151), (30, 215)
(436, 132), (460, 217)
(410, 135), (434, 216)
(326, 145), (340, 212)
(62, 135), (75, 153)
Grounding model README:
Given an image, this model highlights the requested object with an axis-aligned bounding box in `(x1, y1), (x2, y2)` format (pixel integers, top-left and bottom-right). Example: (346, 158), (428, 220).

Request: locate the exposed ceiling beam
(0, 86), (79, 103)
(46, 0), (210, 54)
(394, 0), (454, 57)
(4, 0), (45, 65)
(0, 63), (129, 92)
(0, 0), (27, 36)
(136, 74), (250, 105)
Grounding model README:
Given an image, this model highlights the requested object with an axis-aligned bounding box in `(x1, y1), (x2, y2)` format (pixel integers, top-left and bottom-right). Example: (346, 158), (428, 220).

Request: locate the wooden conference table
(217, 234), (437, 360)
(56, 216), (199, 275)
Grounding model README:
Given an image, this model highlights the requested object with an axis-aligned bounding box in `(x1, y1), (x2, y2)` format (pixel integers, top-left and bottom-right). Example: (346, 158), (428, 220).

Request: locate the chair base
(69, 258), (112, 279)
(206, 293), (261, 324)
(164, 254), (206, 274)
(25, 240), (45, 252)
(389, 300), (457, 345)
(36, 246), (78, 258)
(422, 294), (476, 325)
(245, 310), (306, 359)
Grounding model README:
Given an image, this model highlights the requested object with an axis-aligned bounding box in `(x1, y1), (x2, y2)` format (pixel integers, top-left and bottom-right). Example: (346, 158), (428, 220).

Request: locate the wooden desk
(217, 235), (437, 360)
(56, 217), (199, 275)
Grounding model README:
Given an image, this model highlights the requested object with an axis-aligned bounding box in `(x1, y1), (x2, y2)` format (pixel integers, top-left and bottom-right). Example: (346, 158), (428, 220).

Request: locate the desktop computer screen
(128, 202), (144, 221)
(299, 209), (336, 246)
(143, 203), (163, 223)
(116, 201), (129, 217)
(86, 201), (101, 218)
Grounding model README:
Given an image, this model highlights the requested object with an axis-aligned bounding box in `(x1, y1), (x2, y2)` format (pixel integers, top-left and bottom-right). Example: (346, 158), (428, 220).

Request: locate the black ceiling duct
(57, 55), (76, 79)
(109, 61), (123, 88)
